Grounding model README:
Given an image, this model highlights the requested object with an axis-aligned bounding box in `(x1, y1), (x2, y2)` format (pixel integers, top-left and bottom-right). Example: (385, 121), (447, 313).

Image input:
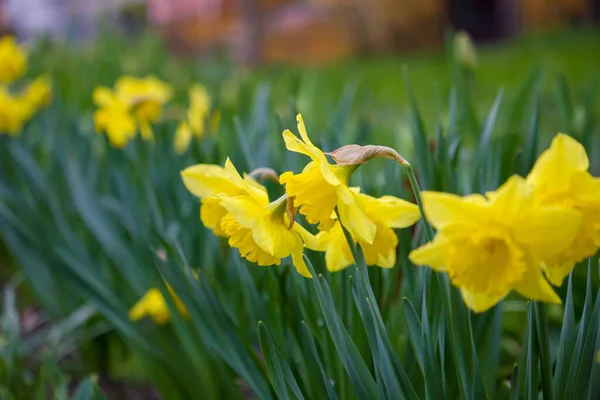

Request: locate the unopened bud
(248, 167), (280, 183)
(326, 144), (409, 167)
(454, 30), (477, 70)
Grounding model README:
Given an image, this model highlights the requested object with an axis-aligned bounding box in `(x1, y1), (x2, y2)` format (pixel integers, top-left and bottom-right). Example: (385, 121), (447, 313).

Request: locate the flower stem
(403, 162), (434, 241)
(534, 302), (554, 400)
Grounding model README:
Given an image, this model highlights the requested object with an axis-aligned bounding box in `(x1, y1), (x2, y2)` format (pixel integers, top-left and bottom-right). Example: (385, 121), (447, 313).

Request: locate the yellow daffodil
(182, 158), (317, 277)
(174, 84), (212, 154)
(129, 285), (188, 324)
(280, 114), (376, 243)
(310, 191), (420, 271)
(23, 75), (52, 109)
(526, 133), (600, 286)
(181, 158), (269, 237)
(92, 76), (172, 146)
(0, 87), (34, 136)
(219, 193), (317, 277)
(114, 75), (172, 124)
(0, 36), (27, 83)
(409, 175), (581, 313)
(93, 87), (136, 148)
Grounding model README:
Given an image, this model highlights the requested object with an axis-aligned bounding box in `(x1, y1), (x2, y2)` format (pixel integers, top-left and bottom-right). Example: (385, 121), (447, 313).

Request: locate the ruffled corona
(409, 175), (581, 313)
(526, 133), (600, 286)
(218, 193), (316, 277)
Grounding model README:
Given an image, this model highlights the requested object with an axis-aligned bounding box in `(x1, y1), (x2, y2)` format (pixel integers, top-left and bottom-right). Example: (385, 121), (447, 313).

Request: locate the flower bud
(326, 144), (409, 166)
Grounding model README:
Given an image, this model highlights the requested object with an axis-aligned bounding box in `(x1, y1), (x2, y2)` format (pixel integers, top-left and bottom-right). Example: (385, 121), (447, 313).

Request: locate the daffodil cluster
(181, 114), (421, 277)
(174, 84), (219, 154)
(410, 133), (600, 312)
(0, 36), (52, 136)
(93, 75), (172, 147)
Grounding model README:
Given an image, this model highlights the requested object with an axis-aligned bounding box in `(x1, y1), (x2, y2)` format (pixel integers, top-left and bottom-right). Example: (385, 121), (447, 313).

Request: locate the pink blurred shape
(148, 0), (222, 26)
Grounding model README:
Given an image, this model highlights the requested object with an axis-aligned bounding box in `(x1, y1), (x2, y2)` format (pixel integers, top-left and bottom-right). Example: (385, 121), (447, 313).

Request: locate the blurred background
(1, 0), (599, 64)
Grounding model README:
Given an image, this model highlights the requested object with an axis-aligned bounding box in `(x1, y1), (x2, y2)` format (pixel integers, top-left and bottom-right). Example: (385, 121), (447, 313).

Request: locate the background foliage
(1, 28), (599, 399)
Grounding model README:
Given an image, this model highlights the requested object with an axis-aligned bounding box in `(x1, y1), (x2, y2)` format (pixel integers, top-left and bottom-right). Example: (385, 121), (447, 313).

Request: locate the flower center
(447, 233), (525, 296)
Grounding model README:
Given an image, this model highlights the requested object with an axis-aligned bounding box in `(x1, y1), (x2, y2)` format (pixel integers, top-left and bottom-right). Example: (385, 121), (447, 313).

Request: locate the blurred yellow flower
(0, 36), (27, 83)
(93, 87), (136, 148)
(409, 175), (581, 313)
(174, 84), (212, 154)
(23, 75), (52, 109)
(280, 114), (376, 244)
(181, 158), (269, 237)
(129, 285), (188, 325)
(114, 75), (172, 124)
(0, 87), (31, 136)
(310, 191), (420, 271)
(527, 133), (600, 286)
(92, 76), (172, 147)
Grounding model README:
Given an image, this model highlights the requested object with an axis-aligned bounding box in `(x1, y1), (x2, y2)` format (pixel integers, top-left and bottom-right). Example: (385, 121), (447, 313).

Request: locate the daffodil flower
(92, 87), (137, 148)
(0, 87), (34, 136)
(0, 36), (27, 84)
(129, 286), (188, 325)
(409, 175), (581, 313)
(114, 75), (173, 124)
(310, 191), (420, 272)
(181, 158), (269, 237)
(219, 193), (317, 277)
(280, 114), (376, 244)
(526, 133), (600, 286)
(174, 84), (212, 153)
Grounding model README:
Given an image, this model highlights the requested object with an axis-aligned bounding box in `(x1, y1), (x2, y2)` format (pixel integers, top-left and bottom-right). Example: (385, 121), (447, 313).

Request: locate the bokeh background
(1, 1), (600, 399)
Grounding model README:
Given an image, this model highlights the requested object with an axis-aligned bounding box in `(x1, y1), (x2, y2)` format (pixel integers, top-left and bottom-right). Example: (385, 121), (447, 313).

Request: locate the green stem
(534, 302), (553, 400)
(404, 163), (434, 241)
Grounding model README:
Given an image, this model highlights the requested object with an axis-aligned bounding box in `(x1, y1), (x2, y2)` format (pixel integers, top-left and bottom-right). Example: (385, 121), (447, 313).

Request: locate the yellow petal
(129, 288), (170, 324)
(408, 235), (450, 271)
(223, 158), (270, 205)
(337, 186), (376, 244)
(181, 164), (240, 198)
(296, 114), (314, 146)
(218, 194), (266, 230)
(93, 87), (116, 107)
(461, 288), (509, 313)
(421, 191), (488, 230)
(359, 221), (398, 268)
(360, 194), (420, 229)
(281, 128), (339, 186)
(513, 207), (582, 258)
(542, 261), (575, 287)
(514, 261), (561, 304)
(293, 223), (321, 250)
(200, 197), (229, 236)
(291, 236), (312, 278)
(486, 175), (533, 224)
(174, 122), (193, 154)
(527, 133), (589, 192)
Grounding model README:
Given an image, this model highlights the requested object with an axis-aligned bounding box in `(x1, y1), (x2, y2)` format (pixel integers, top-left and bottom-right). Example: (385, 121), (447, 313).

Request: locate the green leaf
(299, 321), (339, 400)
(525, 303), (539, 400)
(259, 322), (291, 400)
(304, 256), (378, 400)
(71, 375), (107, 400)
